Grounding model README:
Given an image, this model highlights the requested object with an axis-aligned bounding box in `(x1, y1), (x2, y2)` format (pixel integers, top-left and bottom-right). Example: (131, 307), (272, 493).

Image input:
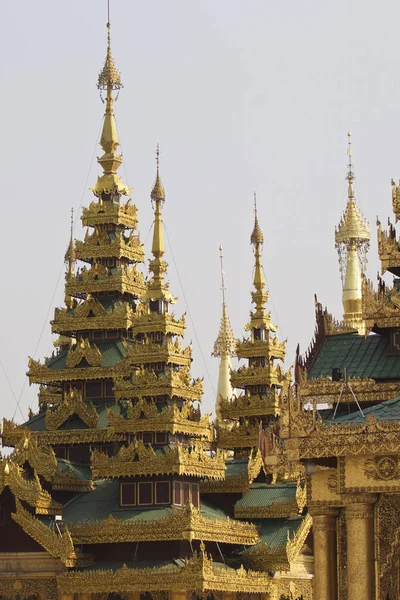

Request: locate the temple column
(345, 496), (377, 600)
(309, 508), (338, 600)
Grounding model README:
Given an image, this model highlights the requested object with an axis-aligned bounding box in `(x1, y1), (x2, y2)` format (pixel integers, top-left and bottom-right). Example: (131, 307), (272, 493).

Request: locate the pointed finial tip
(251, 193), (264, 245)
(151, 144), (165, 201)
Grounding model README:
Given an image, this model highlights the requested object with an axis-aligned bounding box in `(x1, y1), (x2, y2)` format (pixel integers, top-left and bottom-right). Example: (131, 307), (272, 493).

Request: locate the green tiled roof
(235, 483), (297, 509)
(257, 517), (304, 549)
(46, 341), (126, 371)
(309, 332), (400, 380)
(325, 395), (400, 424)
(225, 459), (248, 477)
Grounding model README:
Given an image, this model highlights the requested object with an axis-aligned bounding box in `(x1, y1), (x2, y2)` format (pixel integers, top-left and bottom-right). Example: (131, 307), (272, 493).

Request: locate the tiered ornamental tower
(216, 200), (290, 454)
(203, 205), (313, 600)
(0, 22), (277, 600)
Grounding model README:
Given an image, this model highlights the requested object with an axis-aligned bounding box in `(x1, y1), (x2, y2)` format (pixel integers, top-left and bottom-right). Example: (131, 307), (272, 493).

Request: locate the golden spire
(151, 144), (166, 202)
(335, 133), (370, 334)
(213, 246), (236, 358)
(213, 246), (236, 420)
(147, 146), (174, 302)
(251, 194), (268, 319)
(91, 20), (130, 197)
(64, 208), (75, 310)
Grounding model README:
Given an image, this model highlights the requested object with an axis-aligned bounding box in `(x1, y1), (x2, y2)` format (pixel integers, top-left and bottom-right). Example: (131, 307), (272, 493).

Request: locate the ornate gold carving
(12, 434), (58, 481)
(298, 374), (399, 404)
(66, 338), (102, 368)
(235, 481), (306, 519)
(0, 578), (58, 600)
(286, 513), (313, 564)
(3, 419), (127, 447)
(200, 449), (263, 494)
(219, 392), (280, 419)
(52, 297), (135, 333)
(91, 439), (226, 480)
(52, 464), (93, 492)
(75, 227), (144, 263)
(82, 199), (139, 229)
(364, 455), (400, 481)
(0, 461), (61, 515)
(217, 422), (260, 449)
(230, 364), (289, 389)
(45, 388), (98, 430)
(65, 263), (146, 298)
(236, 338), (286, 361)
(27, 354), (131, 384)
(114, 367), (203, 402)
(57, 550), (271, 595)
(68, 502), (259, 546)
(12, 500), (79, 566)
(126, 339), (192, 367)
(133, 311), (186, 336)
(108, 399), (212, 439)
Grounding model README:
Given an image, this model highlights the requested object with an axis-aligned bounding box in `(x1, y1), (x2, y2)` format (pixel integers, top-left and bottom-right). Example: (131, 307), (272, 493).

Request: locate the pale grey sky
(1, 0), (398, 421)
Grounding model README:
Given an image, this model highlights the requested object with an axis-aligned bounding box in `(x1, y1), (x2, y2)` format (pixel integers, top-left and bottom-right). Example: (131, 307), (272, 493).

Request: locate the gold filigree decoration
(219, 392), (280, 420)
(82, 199), (138, 229)
(133, 311), (186, 336)
(0, 578), (58, 600)
(11, 434), (58, 481)
(0, 461), (61, 515)
(126, 339), (192, 367)
(52, 463), (93, 492)
(57, 549), (271, 595)
(364, 455), (400, 481)
(91, 439), (226, 480)
(66, 338), (102, 368)
(45, 388), (98, 430)
(68, 503), (259, 546)
(114, 366), (203, 402)
(12, 500), (78, 566)
(230, 364), (289, 389)
(201, 449), (263, 494)
(217, 422), (260, 449)
(236, 337), (286, 361)
(107, 399), (212, 439)
(286, 513), (313, 564)
(65, 263), (146, 298)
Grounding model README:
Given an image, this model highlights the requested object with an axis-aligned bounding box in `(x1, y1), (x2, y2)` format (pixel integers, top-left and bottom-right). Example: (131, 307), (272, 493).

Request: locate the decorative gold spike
(151, 144), (166, 201)
(250, 192), (264, 245)
(212, 246), (236, 420)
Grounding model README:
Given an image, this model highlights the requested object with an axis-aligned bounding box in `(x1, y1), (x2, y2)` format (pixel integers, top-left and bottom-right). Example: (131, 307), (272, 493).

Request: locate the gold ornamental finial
(91, 15), (131, 197)
(151, 144), (166, 201)
(147, 146), (174, 302)
(213, 246), (236, 358)
(213, 246), (236, 420)
(251, 192), (264, 245)
(64, 208), (76, 310)
(335, 133), (370, 335)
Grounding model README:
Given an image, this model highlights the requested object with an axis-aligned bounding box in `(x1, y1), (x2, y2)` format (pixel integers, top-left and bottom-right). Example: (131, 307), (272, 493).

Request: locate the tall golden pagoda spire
(91, 20), (130, 197)
(250, 193), (269, 326)
(64, 208), (75, 310)
(147, 146), (175, 303)
(335, 133), (370, 334)
(212, 246), (236, 420)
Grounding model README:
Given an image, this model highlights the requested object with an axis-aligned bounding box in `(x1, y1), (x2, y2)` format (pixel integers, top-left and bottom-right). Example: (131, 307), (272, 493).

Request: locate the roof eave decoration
(57, 550), (271, 596)
(91, 439), (226, 480)
(67, 503), (260, 546)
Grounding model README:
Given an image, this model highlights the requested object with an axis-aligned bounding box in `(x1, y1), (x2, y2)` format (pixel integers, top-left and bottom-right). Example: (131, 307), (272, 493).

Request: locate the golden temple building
(2, 9), (400, 600)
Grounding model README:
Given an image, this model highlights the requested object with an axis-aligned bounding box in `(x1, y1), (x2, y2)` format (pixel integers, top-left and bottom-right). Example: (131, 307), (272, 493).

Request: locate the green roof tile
(253, 517), (304, 550)
(309, 333), (400, 381)
(325, 395), (400, 424)
(235, 483), (297, 509)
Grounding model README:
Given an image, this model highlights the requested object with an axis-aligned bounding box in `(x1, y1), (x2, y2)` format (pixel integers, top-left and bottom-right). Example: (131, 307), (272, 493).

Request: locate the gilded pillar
(59, 595), (74, 600)
(309, 508), (338, 600)
(345, 497), (376, 600)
